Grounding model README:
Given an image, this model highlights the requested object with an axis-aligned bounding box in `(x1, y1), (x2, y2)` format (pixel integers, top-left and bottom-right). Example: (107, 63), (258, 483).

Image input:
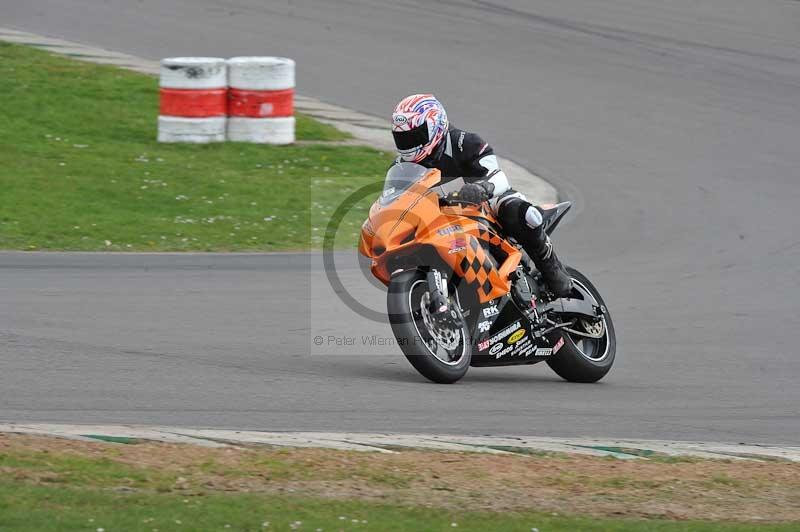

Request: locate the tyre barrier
(156, 56), (296, 144)
(158, 57), (228, 143)
(227, 116), (296, 145)
(226, 56), (296, 144)
(227, 88), (294, 118)
(159, 57), (227, 89)
(157, 116), (227, 144)
(227, 56), (295, 91)
(159, 89), (228, 118)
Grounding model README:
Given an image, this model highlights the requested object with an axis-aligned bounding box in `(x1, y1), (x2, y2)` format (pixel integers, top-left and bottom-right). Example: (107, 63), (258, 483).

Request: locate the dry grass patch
(1, 433), (798, 523)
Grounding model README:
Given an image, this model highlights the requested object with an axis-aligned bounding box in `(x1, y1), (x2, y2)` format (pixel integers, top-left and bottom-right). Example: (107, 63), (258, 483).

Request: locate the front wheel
(388, 270), (471, 384)
(546, 267), (616, 383)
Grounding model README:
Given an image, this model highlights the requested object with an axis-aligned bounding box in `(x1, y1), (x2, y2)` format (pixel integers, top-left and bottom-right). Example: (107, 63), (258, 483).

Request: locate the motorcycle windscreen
(380, 162), (430, 205)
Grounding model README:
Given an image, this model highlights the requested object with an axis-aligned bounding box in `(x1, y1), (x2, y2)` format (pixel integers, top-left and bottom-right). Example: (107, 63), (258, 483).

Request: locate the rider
(390, 94), (572, 297)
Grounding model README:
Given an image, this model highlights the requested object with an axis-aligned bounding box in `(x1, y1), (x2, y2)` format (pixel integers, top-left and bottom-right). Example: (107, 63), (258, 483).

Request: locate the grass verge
(0, 42), (391, 251)
(0, 434), (797, 531)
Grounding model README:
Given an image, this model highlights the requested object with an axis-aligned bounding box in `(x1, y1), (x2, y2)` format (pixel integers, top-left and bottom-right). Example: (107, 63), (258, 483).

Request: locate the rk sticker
(482, 305), (499, 318)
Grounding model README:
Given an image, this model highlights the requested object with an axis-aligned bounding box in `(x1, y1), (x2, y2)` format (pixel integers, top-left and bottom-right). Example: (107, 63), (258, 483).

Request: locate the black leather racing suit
(395, 126), (572, 296)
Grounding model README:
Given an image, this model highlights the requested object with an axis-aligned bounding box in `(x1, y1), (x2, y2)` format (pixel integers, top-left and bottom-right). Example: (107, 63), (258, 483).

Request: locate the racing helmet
(391, 94), (449, 163)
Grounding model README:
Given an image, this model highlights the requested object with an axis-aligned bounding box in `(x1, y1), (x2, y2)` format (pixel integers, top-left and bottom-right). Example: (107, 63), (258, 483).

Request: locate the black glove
(453, 180), (494, 204)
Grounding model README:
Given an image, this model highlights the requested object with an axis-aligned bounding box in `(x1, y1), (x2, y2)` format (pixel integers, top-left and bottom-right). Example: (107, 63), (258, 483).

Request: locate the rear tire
(546, 267), (616, 383)
(388, 270), (471, 384)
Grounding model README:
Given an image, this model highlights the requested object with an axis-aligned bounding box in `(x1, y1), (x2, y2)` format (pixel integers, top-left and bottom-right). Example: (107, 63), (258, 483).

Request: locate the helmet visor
(392, 122), (430, 151)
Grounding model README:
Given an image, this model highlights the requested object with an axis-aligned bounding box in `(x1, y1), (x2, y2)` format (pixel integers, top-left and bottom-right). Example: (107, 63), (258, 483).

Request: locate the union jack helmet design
(391, 94), (449, 163)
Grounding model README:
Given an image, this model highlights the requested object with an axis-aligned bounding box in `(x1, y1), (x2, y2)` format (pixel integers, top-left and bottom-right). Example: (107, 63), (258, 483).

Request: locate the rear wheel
(546, 267), (616, 383)
(388, 270), (471, 384)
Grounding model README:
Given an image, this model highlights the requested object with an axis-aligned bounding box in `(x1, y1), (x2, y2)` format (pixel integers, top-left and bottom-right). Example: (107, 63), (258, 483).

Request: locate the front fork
(425, 268), (467, 336)
(426, 269), (449, 314)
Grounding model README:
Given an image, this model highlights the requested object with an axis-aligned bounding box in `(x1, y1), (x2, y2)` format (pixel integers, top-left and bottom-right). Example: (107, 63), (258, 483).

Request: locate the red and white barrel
(157, 57), (227, 143)
(226, 57), (296, 144)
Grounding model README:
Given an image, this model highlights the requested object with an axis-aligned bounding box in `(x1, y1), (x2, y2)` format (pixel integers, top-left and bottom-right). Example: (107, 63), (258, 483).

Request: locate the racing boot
(520, 224), (573, 298)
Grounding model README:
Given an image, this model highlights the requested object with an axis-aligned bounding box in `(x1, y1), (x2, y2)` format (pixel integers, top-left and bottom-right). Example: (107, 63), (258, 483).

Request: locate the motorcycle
(358, 162), (616, 384)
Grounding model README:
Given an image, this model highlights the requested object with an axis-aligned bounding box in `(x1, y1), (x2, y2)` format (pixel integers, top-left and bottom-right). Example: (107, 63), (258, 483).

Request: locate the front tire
(388, 270), (471, 384)
(546, 267), (616, 383)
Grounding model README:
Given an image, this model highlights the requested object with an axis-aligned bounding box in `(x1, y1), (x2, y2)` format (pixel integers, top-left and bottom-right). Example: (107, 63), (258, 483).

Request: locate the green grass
(0, 482), (794, 532)
(295, 113), (353, 142)
(0, 448), (175, 491)
(2, 438), (797, 531)
(0, 42), (391, 251)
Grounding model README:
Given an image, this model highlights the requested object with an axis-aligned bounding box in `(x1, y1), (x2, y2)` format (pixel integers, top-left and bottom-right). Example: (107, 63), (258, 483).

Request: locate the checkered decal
(453, 228), (506, 298)
(476, 224), (504, 247)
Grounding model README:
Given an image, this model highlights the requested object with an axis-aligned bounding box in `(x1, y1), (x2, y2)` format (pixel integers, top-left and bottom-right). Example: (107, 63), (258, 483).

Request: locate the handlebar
(439, 193), (482, 207)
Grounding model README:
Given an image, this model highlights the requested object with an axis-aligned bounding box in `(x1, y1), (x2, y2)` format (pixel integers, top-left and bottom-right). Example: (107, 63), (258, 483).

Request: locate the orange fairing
(359, 168), (521, 304)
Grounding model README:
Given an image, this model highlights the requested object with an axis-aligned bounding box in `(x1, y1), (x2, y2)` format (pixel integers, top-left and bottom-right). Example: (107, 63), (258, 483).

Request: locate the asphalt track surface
(1, 1), (799, 444)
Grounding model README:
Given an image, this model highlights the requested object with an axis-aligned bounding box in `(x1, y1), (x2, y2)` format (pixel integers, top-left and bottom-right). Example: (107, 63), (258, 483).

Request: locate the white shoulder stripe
(478, 154), (499, 172)
(444, 133), (453, 157)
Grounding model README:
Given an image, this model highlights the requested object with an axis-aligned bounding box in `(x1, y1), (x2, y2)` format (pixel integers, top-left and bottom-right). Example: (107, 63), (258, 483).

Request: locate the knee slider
(524, 205), (543, 229)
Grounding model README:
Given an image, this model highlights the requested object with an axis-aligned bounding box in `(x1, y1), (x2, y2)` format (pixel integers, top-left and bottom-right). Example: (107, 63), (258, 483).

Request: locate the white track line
(2, 423), (799, 462)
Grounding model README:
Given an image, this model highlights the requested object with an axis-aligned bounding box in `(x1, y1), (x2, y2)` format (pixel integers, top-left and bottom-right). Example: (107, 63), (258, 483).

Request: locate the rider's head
(391, 94), (449, 163)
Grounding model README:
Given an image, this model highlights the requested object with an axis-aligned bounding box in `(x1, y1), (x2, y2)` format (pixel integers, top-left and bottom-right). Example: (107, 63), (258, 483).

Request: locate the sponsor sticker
(512, 337), (532, 355)
(477, 320), (492, 333)
(493, 343), (515, 359)
(393, 115), (408, 125)
(431, 270), (444, 292)
(482, 305), (499, 318)
(437, 224), (463, 236)
(518, 344), (535, 357)
(507, 329), (526, 345)
(478, 339), (490, 351)
(448, 238), (467, 254)
(362, 220), (375, 236)
(553, 337), (565, 354)
(487, 321), (521, 346)
(489, 343), (504, 356)
(534, 348), (553, 357)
